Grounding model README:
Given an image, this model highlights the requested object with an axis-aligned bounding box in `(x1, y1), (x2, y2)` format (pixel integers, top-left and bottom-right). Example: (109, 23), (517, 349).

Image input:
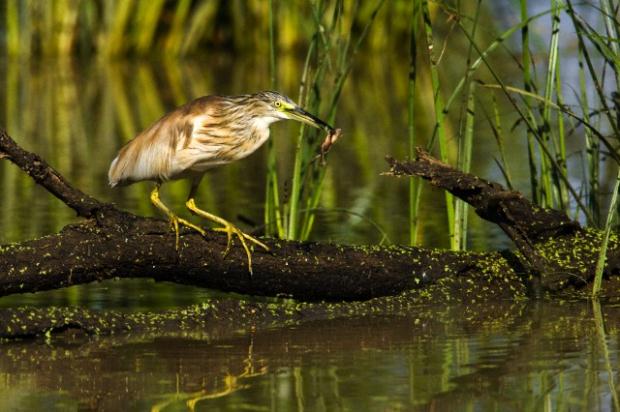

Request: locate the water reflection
(0, 279), (231, 312)
(0, 301), (619, 411)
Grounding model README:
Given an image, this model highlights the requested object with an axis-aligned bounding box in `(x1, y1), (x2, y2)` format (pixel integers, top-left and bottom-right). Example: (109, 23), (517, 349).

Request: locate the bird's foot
(168, 216), (207, 250)
(213, 223), (270, 275)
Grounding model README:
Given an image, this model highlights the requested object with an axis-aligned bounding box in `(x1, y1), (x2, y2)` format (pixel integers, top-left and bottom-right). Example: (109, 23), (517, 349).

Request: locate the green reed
(454, 81), (476, 250)
(487, 95), (514, 190)
(453, 0), (481, 251)
(563, 0), (620, 293)
(408, 0), (423, 246)
(593, 173), (619, 297)
(2, 1), (220, 57)
(134, 0), (166, 55)
(538, 0), (562, 210)
(400, 3), (550, 249)
(579, 42), (600, 224)
(303, 0), (386, 241)
(546, 0), (568, 210)
(420, 0), (456, 250)
(519, 0), (540, 205)
(485, 0), (620, 290)
(438, 0), (620, 253)
(507, 0), (572, 213)
(265, 0), (386, 241)
(264, 0), (284, 238)
(428, 7), (549, 249)
(459, 19), (594, 221)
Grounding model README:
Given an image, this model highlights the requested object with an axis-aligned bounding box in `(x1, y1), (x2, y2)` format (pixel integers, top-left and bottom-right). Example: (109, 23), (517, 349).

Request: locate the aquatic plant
(265, 0), (387, 241)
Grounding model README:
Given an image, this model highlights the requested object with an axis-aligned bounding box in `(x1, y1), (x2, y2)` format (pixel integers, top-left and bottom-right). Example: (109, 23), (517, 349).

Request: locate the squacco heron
(108, 91), (333, 274)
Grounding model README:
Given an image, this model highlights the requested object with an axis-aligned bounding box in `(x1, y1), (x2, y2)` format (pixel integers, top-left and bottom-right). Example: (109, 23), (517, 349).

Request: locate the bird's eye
(275, 101), (282, 108)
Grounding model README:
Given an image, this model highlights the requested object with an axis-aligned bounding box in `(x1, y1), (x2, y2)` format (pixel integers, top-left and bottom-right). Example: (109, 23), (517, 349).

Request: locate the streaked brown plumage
(108, 91), (333, 274)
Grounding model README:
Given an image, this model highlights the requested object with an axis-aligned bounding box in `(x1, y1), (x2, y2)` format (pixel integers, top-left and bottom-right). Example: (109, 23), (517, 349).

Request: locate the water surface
(0, 299), (618, 411)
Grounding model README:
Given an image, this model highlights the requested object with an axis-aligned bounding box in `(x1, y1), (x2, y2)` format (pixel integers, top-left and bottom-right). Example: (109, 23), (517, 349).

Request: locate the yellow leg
(150, 184), (206, 250)
(186, 198), (269, 274)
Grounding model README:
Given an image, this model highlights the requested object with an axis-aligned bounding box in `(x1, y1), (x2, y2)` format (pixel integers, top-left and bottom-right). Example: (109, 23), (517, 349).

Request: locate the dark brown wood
(386, 148), (582, 283)
(0, 218), (475, 301)
(0, 128), (110, 219)
(386, 148), (580, 242)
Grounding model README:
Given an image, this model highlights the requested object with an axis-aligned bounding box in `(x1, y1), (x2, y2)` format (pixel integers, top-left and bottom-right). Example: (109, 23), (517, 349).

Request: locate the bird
(108, 91), (334, 274)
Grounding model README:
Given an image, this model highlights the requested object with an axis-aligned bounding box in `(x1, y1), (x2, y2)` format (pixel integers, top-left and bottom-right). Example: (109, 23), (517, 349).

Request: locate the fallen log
(0, 128), (520, 301)
(1, 127), (619, 339)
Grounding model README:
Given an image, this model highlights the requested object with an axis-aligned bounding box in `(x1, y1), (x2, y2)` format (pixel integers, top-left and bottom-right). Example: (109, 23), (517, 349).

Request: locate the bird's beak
(287, 106), (334, 132)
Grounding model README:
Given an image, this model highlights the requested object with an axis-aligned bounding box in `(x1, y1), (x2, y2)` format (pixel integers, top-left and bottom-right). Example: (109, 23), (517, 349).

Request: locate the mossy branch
(386, 148), (582, 284)
(0, 128), (617, 320)
(0, 128), (109, 219)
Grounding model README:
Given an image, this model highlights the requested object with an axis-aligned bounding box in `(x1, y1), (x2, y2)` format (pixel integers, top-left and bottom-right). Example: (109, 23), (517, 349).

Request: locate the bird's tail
(108, 156), (121, 187)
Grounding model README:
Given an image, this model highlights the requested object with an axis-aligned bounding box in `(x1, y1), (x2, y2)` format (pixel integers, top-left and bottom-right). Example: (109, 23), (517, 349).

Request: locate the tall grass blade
(56, 0), (80, 56)
(102, 0), (135, 57)
(408, 0), (423, 246)
(442, 8), (557, 178)
(566, 0), (620, 140)
(164, 0), (192, 55)
(421, 0), (455, 249)
(454, 81), (475, 250)
(285, 0), (385, 241)
(539, 0), (562, 209)
(592, 170), (620, 296)
(181, 1), (219, 56)
(553, 55), (569, 211)
(286, 36), (317, 240)
(599, 0), (620, 85)
(264, 0), (284, 237)
(579, 44), (600, 222)
(488, 94), (514, 189)
(520, 0), (540, 204)
(453, 0), (481, 251)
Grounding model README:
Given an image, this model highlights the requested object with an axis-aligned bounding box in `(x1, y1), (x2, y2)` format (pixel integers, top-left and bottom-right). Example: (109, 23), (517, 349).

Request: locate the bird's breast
(232, 125), (271, 160)
(171, 122), (272, 176)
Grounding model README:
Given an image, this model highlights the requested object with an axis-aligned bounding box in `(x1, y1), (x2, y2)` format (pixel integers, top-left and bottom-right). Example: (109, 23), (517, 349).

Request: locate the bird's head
(253, 91), (334, 132)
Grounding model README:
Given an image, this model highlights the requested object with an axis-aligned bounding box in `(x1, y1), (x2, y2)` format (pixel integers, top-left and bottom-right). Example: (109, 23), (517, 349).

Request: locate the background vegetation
(0, 1), (411, 57)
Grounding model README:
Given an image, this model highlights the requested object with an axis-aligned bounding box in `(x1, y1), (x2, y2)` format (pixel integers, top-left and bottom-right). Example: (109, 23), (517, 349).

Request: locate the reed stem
(519, 0), (540, 204)
(421, 0), (455, 249)
(408, 0), (422, 246)
(265, 0), (284, 237)
(592, 171), (620, 296)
